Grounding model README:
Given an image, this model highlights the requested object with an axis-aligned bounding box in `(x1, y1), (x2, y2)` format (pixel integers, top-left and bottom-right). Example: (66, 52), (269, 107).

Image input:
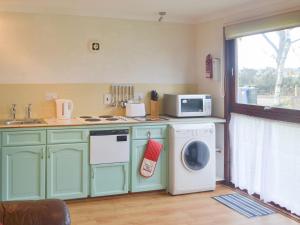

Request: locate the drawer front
(2, 146), (46, 201)
(132, 126), (167, 140)
(46, 143), (88, 200)
(90, 163), (128, 197)
(2, 130), (46, 146)
(47, 129), (88, 144)
(131, 139), (167, 192)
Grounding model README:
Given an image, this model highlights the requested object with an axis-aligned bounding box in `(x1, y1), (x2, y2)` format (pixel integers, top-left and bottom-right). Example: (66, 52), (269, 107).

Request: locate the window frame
(226, 37), (300, 124)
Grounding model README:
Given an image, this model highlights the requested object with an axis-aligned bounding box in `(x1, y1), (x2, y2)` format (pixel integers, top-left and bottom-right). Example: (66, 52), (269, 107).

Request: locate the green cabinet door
(2, 146), (46, 201)
(91, 163), (129, 197)
(131, 139), (168, 192)
(47, 143), (88, 200)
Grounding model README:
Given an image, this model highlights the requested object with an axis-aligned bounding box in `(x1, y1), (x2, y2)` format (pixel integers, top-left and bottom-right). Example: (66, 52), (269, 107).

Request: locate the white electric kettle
(55, 99), (74, 120)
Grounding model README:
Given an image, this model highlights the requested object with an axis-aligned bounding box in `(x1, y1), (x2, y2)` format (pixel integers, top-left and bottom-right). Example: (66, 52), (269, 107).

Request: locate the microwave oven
(163, 94), (212, 117)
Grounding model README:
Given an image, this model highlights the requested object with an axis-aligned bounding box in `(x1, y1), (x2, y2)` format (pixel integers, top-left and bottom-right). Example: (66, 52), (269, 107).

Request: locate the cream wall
(0, 83), (197, 119)
(0, 12), (199, 119)
(195, 19), (225, 117)
(0, 11), (297, 119)
(0, 12), (196, 84)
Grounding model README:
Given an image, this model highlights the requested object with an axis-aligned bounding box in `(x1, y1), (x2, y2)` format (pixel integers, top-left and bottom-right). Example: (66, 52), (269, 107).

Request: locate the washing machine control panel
(175, 128), (213, 137)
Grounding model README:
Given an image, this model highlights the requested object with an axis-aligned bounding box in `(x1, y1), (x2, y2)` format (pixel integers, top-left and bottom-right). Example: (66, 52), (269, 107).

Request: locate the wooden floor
(67, 185), (298, 225)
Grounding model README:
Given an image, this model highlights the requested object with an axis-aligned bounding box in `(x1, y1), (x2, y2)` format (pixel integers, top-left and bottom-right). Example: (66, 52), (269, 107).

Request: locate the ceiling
(0, 0), (299, 23)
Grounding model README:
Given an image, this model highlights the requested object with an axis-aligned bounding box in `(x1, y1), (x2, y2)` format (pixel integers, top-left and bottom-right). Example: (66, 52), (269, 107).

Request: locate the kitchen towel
(140, 139), (163, 178)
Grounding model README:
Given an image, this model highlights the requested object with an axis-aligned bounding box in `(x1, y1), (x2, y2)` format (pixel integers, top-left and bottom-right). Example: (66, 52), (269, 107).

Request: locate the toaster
(126, 103), (146, 117)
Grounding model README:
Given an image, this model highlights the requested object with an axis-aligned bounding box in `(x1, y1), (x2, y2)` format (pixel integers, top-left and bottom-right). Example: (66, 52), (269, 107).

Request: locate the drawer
(47, 129), (88, 144)
(132, 126), (167, 140)
(2, 130), (46, 146)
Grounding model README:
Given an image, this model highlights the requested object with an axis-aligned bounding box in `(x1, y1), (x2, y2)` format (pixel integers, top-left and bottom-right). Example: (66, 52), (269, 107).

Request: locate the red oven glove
(140, 139), (163, 178)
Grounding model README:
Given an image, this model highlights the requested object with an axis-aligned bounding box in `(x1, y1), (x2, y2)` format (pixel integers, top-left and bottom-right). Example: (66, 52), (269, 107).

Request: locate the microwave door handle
(177, 97), (181, 115)
(69, 101), (74, 112)
(62, 103), (65, 116)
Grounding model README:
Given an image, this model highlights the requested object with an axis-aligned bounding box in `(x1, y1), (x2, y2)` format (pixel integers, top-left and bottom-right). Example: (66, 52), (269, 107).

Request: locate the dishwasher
(89, 129), (130, 164)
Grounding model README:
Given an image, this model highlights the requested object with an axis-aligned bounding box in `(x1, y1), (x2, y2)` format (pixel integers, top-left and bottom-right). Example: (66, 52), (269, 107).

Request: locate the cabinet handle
(84, 131), (89, 140)
(47, 152), (50, 159)
(147, 131), (151, 139)
(41, 150), (44, 159)
(91, 168), (94, 179)
(123, 166), (127, 190)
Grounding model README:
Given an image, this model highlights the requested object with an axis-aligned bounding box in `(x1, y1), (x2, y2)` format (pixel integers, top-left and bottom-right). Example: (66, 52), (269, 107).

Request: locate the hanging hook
(147, 131), (151, 139)
(158, 12), (167, 22)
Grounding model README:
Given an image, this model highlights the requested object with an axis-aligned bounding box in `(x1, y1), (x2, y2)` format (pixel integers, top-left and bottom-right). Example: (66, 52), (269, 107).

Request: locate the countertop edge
(0, 117), (226, 129)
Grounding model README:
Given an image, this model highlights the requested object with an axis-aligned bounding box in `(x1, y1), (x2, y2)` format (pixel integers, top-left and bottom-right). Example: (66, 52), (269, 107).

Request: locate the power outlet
(46, 92), (58, 101)
(134, 92), (144, 102)
(103, 93), (112, 105)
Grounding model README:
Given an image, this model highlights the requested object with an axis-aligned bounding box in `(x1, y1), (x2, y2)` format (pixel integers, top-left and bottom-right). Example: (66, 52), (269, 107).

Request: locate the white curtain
(230, 113), (300, 216)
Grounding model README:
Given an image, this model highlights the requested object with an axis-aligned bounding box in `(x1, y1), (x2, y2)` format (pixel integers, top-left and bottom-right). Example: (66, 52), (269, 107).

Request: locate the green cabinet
(0, 128), (89, 201)
(47, 143), (88, 200)
(90, 163), (128, 197)
(131, 139), (168, 192)
(1, 146), (46, 201)
(0, 123), (170, 200)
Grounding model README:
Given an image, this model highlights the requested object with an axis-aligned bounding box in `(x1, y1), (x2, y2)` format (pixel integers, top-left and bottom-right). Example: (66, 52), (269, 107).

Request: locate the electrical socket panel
(103, 93), (112, 105)
(45, 92), (58, 101)
(134, 92), (144, 102)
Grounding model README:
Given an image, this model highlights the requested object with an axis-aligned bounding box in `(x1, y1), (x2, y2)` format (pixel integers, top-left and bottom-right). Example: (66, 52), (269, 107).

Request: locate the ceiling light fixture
(158, 12), (167, 22)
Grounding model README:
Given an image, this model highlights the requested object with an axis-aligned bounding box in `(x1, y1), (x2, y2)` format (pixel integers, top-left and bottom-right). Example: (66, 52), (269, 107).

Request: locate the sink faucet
(11, 104), (16, 120)
(26, 104), (32, 120)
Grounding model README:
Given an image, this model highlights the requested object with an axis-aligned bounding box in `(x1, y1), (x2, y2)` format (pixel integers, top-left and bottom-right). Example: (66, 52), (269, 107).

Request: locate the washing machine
(168, 123), (216, 195)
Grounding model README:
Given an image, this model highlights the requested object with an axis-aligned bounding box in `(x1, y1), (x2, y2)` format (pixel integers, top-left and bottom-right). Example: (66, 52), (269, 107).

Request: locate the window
(224, 12), (300, 213)
(225, 26), (300, 123)
(236, 27), (300, 111)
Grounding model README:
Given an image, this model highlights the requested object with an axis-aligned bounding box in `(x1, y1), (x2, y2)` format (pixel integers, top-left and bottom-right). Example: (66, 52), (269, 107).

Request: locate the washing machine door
(181, 140), (210, 171)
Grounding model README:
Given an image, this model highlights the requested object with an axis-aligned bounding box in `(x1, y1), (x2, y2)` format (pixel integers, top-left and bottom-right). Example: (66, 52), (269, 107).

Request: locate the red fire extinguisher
(206, 54), (213, 79)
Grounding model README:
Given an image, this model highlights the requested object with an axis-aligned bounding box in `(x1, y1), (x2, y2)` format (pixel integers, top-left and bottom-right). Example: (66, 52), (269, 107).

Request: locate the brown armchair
(0, 199), (71, 225)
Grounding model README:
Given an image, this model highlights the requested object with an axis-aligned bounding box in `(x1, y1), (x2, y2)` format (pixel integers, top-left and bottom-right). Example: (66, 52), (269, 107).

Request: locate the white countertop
(0, 116), (226, 129)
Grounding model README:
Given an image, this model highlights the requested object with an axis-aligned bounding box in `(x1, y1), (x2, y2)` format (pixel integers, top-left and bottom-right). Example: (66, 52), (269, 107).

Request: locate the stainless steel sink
(0, 120), (23, 125)
(0, 119), (46, 126)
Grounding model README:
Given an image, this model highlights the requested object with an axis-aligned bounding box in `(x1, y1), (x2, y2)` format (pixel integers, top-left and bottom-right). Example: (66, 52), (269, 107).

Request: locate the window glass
(236, 27), (300, 110)
(181, 99), (203, 112)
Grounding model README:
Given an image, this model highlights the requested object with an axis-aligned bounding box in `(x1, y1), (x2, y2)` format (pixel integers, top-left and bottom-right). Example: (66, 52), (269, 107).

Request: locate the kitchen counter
(0, 115), (226, 201)
(0, 116), (226, 129)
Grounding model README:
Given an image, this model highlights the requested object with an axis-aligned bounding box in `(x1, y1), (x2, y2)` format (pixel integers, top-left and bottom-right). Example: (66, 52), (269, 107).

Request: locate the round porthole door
(181, 140), (210, 171)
